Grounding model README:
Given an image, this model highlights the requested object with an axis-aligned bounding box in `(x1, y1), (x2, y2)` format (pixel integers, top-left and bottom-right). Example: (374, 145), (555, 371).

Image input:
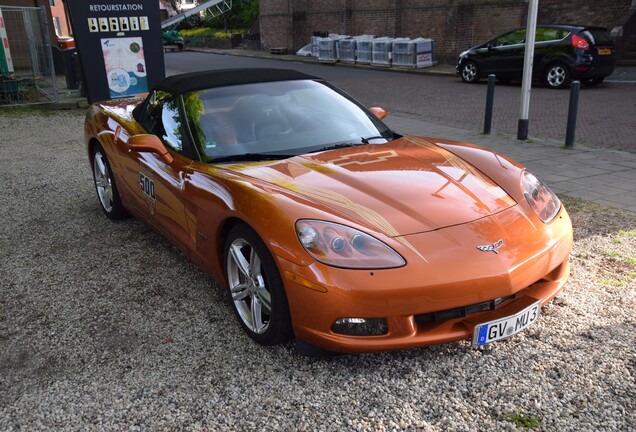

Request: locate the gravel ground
(1, 110), (634, 431)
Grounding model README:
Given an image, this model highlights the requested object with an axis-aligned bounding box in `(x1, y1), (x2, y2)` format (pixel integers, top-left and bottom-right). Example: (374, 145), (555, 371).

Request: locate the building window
(53, 17), (61, 37)
(49, 0), (55, 6)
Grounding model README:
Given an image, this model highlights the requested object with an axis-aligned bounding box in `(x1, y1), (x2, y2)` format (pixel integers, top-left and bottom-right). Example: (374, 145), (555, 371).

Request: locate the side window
(138, 90), (184, 153)
(536, 28), (566, 43)
(494, 29), (526, 46)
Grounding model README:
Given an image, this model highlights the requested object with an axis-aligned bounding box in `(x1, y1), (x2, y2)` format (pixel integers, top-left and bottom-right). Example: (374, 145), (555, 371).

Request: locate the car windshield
(181, 79), (393, 162)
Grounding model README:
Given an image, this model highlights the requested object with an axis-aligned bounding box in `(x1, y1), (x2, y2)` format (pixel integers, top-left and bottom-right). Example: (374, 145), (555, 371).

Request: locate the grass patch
(627, 257), (636, 266)
(0, 105), (54, 116)
(559, 196), (601, 213)
(602, 251), (621, 258)
(618, 229), (636, 238)
(504, 412), (541, 429)
(179, 27), (245, 38)
(600, 277), (627, 287)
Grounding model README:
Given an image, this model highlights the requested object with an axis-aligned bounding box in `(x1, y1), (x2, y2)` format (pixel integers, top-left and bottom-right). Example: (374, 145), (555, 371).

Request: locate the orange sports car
(85, 68), (572, 353)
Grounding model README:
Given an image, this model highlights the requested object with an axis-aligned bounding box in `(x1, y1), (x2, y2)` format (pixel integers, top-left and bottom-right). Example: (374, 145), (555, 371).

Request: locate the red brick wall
(537, 1), (633, 28)
(50, 1), (71, 37)
(259, 0), (634, 62)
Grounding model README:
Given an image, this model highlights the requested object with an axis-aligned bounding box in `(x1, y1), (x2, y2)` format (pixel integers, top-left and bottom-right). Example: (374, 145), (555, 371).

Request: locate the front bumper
(279, 205), (573, 353)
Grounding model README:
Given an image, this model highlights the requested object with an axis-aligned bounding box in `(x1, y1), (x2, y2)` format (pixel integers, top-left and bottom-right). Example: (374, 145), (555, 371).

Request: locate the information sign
(66, 0), (165, 103)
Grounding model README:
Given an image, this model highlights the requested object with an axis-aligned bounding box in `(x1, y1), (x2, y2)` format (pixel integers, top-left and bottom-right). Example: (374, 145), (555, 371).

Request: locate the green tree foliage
(204, 0), (259, 29)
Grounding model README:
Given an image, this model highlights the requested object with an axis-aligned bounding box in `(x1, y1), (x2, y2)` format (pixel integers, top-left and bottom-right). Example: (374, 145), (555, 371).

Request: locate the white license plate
(472, 300), (540, 347)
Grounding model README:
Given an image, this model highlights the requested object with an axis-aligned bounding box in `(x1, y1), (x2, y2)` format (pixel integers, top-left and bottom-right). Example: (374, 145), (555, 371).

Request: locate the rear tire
(545, 63), (570, 89)
(460, 61), (480, 83)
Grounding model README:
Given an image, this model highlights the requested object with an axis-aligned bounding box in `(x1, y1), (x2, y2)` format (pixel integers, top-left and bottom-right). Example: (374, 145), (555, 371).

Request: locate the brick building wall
(259, 0), (634, 62)
(50, 0), (71, 37)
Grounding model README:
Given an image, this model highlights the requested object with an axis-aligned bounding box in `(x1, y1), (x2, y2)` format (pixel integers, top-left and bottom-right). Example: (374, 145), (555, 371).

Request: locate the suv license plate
(598, 48), (612, 55)
(472, 300), (540, 348)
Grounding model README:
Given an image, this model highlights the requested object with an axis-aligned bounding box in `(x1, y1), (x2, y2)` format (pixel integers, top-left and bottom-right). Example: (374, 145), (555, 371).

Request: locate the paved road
(165, 51), (636, 153)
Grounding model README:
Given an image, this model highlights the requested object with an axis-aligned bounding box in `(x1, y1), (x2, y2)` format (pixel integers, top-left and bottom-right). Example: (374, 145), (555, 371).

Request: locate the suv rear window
(580, 28), (613, 46)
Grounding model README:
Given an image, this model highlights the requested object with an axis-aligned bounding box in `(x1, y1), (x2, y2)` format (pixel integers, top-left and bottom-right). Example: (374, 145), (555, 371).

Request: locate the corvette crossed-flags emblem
(476, 239), (504, 254)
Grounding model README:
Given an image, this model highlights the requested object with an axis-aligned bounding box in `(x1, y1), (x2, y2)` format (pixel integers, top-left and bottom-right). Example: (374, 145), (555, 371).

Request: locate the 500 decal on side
(139, 171), (156, 214)
(139, 172), (155, 200)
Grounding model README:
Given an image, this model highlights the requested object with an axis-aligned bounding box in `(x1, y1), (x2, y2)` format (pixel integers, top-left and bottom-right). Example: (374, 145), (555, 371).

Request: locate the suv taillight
(572, 34), (589, 50)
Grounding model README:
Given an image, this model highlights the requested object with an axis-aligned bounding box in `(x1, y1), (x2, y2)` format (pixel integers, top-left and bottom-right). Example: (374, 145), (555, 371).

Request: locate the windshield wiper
(310, 143), (365, 153)
(211, 153), (295, 163)
(309, 135), (391, 154)
(360, 135), (389, 144)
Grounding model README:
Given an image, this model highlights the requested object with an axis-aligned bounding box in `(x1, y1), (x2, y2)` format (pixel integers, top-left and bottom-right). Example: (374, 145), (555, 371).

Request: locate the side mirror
(128, 134), (174, 164)
(369, 106), (387, 120)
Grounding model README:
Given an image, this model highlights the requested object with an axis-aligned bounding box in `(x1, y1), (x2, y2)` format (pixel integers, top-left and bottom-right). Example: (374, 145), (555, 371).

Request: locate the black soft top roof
(154, 68), (320, 95)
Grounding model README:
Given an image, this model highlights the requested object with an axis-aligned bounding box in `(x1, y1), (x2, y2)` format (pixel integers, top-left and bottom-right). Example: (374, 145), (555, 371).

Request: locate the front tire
(92, 144), (127, 220)
(223, 223), (293, 346)
(460, 61), (480, 83)
(545, 63), (570, 89)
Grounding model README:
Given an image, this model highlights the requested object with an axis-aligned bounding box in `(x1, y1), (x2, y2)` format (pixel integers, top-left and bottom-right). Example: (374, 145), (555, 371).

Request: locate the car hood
(228, 136), (517, 236)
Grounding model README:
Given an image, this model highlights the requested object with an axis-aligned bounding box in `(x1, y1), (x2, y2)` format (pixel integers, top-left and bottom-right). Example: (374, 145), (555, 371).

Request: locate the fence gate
(0, 6), (57, 107)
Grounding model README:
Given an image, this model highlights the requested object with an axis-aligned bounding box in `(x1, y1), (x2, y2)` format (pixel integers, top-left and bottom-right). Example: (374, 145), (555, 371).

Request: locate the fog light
(331, 318), (388, 336)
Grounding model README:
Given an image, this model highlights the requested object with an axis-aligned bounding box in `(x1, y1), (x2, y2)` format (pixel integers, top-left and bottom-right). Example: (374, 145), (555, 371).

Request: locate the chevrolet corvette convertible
(85, 68), (572, 353)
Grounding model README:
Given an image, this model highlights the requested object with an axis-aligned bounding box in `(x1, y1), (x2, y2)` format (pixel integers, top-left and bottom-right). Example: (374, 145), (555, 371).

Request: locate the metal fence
(0, 6), (57, 107)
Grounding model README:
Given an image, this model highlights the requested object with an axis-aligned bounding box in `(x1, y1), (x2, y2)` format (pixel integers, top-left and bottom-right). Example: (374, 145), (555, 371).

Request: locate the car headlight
(521, 171), (561, 223)
(296, 220), (405, 269)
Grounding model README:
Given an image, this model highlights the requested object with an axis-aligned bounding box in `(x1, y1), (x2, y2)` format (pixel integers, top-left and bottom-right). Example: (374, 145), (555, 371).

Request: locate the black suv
(456, 25), (615, 88)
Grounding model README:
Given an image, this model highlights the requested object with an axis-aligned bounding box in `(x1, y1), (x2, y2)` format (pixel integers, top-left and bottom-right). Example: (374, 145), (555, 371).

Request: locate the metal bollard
(565, 81), (580, 147)
(483, 74), (496, 134)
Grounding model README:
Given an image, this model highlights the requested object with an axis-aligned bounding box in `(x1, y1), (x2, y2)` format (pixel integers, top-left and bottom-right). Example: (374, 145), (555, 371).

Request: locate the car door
(129, 90), (194, 251)
(532, 27), (568, 76)
(481, 29), (526, 77)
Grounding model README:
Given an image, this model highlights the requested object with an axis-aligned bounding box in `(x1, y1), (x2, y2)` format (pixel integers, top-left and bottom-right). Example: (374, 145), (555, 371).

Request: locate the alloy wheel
(547, 65), (567, 88)
(226, 237), (273, 334)
(462, 62), (478, 82)
(93, 151), (113, 213)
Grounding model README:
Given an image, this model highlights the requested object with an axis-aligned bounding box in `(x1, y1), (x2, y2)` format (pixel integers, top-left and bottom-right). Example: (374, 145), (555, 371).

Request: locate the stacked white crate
(337, 38), (356, 63)
(318, 37), (337, 63)
(371, 37), (394, 67)
(318, 34), (349, 63)
(310, 36), (321, 57)
(391, 38), (414, 67)
(300, 34), (434, 68)
(414, 38), (434, 68)
(356, 38), (374, 64)
(390, 37), (435, 68)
